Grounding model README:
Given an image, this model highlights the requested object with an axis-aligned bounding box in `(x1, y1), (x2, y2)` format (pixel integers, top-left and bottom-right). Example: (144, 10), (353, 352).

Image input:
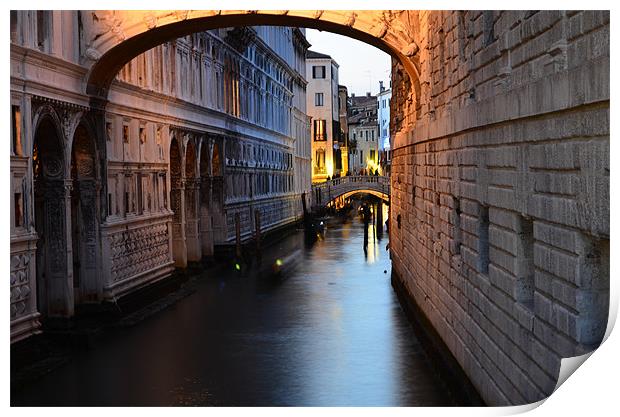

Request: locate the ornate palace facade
(10, 11), (311, 342)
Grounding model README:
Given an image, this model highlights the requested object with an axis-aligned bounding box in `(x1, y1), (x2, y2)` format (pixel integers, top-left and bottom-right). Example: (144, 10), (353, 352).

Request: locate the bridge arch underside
(329, 189), (389, 205)
(85, 11), (421, 99)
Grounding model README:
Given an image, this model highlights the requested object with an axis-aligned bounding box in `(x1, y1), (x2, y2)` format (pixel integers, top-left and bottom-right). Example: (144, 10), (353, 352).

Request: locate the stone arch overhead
(185, 139), (198, 178)
(198, 138), (211, 177)
(31, 100), (105, 180)
(31, 105), (68, 178)
(32, 103), (66, 152)
(83, 10), (422, 99)
(211, 140), (223, 177)
(70, 123), (100, 181)
(330, 189), (390, 204)
(71, 117), (101, 171)
(169, 136), (183, 173)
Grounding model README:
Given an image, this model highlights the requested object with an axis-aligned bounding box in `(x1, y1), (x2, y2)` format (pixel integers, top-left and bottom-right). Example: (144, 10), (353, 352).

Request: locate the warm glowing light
(276, 259), (283, 266)
(235, 263), (241, 271)
(366, 158), (382, 175)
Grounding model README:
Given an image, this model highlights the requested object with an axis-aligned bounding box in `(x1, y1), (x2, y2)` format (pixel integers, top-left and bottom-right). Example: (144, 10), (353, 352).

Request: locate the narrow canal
(13, 202), (464, 406)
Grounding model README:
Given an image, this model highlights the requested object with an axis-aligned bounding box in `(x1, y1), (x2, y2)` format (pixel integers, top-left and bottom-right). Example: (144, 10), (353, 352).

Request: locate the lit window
(11, 105), (22, 156)
(313, 119), (326, 141)
(315, 149), (325, 169)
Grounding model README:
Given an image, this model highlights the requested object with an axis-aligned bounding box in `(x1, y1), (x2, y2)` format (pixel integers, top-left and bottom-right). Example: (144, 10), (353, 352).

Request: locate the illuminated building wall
(306, 50), (340, 182)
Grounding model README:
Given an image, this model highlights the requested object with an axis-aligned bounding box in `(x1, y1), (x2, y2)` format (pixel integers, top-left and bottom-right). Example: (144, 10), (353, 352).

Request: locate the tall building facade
(348, 93), (379, 174)
(306, 50), (340, 182)
(377, 80), (392, 175)
(9, 11), (311, 342)
(338, 85), (350, 174)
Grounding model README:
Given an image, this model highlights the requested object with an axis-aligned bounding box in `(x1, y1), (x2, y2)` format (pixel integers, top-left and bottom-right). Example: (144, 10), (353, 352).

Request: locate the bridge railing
(314, 175), (389, 190)
(311, 175), (390, 207)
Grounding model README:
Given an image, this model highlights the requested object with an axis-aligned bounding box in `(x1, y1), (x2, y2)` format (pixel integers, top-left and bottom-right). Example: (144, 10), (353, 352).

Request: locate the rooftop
(307, 50), (332, 59)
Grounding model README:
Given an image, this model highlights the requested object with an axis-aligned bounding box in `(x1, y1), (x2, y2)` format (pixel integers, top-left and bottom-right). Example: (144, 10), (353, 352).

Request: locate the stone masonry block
(534, 243), (578, 284)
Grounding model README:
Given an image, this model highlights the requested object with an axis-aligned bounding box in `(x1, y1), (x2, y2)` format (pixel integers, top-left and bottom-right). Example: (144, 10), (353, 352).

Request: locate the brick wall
(390, 10), (609, 405)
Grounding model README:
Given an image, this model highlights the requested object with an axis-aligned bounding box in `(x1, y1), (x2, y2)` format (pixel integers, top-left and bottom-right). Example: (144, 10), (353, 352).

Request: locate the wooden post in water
(254, 209), (261, 254)
(301, 192), (307, 216)
(235, 212), (242, 259)
(377, 200), (384, 236)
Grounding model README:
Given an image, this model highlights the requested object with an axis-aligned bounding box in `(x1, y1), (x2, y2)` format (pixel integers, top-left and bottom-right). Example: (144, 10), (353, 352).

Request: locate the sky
(304, 28), (391, 97)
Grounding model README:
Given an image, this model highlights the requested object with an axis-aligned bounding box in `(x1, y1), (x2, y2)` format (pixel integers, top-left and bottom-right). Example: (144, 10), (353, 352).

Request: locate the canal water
(12, 202), (460, 406)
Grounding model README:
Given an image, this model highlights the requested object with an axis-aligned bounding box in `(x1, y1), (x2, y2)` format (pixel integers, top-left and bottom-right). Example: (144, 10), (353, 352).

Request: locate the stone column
(200, 175), (214, 257)
(75, 178), (100, 302)
(185, 177), (201, 262)
(171, 176), (187, 268)
(40, 179), (74, 318)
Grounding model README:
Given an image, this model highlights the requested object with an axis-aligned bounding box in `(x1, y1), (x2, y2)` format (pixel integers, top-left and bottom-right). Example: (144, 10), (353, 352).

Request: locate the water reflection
(12, 204), (456, 406)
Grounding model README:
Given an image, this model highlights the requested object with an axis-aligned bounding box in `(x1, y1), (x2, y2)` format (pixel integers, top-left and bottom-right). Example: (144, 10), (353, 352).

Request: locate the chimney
(366, 92), (371, 97)
(351, 93), (355, 97)
(379, 81), (384, 92)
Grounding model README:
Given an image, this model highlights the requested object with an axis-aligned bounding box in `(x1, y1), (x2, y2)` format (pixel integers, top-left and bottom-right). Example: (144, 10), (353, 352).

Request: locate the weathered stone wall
(390, 10), (610, 405)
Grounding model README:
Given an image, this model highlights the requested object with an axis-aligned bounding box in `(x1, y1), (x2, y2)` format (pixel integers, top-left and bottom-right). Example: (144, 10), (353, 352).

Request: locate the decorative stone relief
(73, 129), (96, 179)
(370, 19), (389, 39)
(78, 180), (98, 266)
(109, 223), (170, 283)
(143, 12), (158, 29)
(185, 180), (197, 218)
(43, 157), (63, 178)
(61, 109), (84, 144)
(171, 188), (182, 223)
(174, 10), (190, 21)
(91, 11), (126, 43)
(343, 12), (357, 27)
(45, 189), (67, 273)
(382, 11), (419, 57)
(10, 251), (33, 319)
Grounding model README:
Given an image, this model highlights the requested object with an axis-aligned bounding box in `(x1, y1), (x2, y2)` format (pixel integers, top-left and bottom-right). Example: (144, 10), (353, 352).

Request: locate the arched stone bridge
(82, 10), (421, 100)
(311, 176), (390, 208)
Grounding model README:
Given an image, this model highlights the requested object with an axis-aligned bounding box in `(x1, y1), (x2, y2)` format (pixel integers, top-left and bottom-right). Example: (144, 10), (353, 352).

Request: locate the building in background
(10, 12), (311, 341)
(338, 85), (349, 174)
(377, 80), (392, 175)
(348, 93), (379, 174)
(291, 29), (313, 212)
(306, 50), (340, 182)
